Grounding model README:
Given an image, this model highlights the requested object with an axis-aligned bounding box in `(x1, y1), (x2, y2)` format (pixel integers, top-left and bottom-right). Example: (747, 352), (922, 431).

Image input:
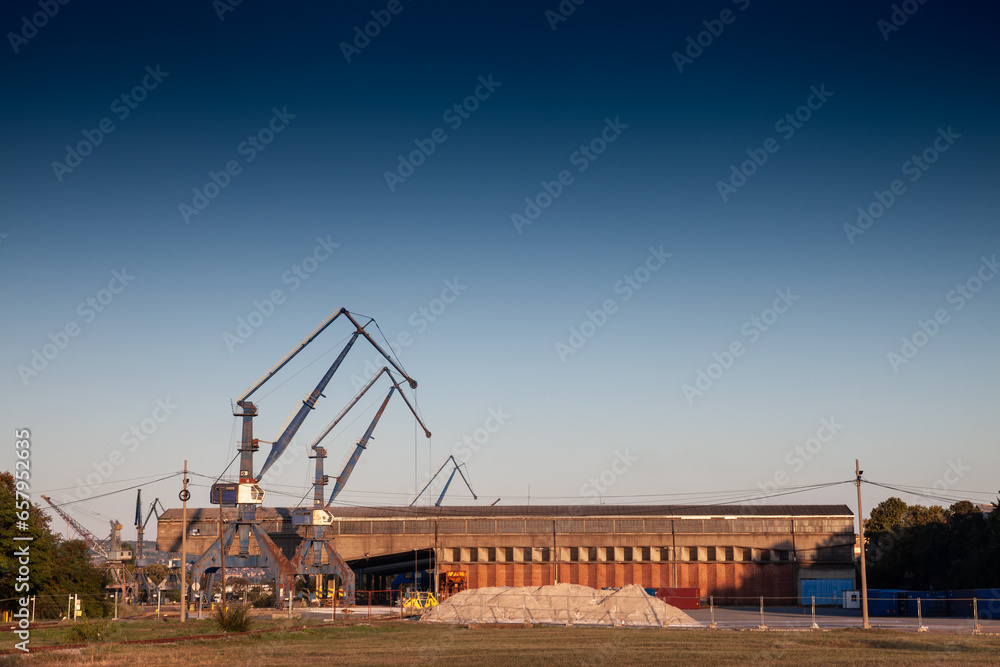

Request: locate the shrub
(251, 593), (275, 608)
(214, 603), (254, 633)
(70, 620), (119, 643)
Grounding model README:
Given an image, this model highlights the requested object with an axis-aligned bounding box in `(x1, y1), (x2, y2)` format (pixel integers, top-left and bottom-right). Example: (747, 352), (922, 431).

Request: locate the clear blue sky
(2, 1), (998, 537)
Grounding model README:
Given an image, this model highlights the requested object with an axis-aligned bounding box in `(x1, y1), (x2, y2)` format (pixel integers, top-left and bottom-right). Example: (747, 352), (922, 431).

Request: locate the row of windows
(440, 546), (792, 564)
(186, 518), (853, 537)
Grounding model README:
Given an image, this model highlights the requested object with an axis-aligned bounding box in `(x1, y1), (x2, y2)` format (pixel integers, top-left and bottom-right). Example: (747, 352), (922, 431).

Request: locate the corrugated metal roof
(159, 504), (853, 522)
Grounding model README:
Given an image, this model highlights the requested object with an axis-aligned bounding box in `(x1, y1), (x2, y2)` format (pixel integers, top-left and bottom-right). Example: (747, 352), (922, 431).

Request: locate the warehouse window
(605, 547), (615, 562)
(723, 547), (734, 561)
(623, 547), (633, 561)
(504, 547), (514, 562)
(588, 547), (599, 562)
(487, 547), (496, 562)
(706, 547), (716, 561)
(687, 547), (698, 561)
(570, 547), (580, 562)
(640, 547), (651, 561)
(660, 547), (671, 561)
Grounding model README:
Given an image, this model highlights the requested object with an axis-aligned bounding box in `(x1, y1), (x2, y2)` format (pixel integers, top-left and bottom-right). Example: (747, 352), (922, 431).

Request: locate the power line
(42, 472), (181, 508)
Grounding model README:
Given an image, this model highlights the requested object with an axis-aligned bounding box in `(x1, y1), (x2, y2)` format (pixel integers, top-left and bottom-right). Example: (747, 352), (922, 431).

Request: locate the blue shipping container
(867, 589), (906, 617)
(904, 591), (948, 618)
(800, 578), (854, 606)
(976, 589), (1000, 621)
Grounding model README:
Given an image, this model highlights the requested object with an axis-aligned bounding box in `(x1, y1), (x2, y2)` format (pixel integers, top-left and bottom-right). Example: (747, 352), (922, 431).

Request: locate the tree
(145, 563), (169, 587)
(1, 472), (112, 619)
(866, 494), (1000, 590)
(867, 497), (908, 534)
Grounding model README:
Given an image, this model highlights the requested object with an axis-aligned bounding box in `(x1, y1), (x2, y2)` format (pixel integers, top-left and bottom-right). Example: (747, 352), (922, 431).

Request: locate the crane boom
(237, 308), (416, 405)
(256, 332), (360, 479)
(309, 367), (431, 453)
(326, 387), (395, 504)
(409, 455), (477, 506)
(41, 495), (109, 559)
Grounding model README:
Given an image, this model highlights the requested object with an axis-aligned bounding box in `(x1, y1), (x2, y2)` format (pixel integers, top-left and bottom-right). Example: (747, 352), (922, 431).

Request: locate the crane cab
(210, 482), (265, 506)
(291, 508), (334, 526)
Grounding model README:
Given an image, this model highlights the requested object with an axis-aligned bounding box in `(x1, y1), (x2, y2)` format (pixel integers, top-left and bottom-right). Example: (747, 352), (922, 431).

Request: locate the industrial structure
(158, 503), (856, 603)
(149, 306), (857, 606)
(188, 308), (428, 604)
(41, 495), (136, 600)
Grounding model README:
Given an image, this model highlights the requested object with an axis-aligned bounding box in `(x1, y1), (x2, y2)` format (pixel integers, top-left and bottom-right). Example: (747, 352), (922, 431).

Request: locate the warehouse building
(157, 504), (856, 604)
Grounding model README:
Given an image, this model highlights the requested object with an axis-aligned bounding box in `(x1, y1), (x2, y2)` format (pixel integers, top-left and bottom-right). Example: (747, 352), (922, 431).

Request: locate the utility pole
(855, 459), (870, 629)
(219, 499), (225, 608)
(181, 461), (188, 622)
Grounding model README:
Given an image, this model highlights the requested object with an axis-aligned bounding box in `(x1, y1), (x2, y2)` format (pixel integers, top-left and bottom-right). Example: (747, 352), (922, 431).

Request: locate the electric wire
(42, 472), (182, 508)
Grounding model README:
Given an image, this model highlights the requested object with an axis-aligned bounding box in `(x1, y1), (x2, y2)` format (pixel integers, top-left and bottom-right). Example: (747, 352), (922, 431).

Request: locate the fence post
(114, 591), (118, 621)
(759, 596), (766, 630)
(973, 597), (980, 633)
(917, 598), (927, 632)
(811, 596), (819, 630)
(709, 596), (716, 629)
(67, 595), (71, 621)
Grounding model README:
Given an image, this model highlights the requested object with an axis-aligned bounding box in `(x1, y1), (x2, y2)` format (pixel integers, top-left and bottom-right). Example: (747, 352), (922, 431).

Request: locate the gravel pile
(422, 583), (702, 627)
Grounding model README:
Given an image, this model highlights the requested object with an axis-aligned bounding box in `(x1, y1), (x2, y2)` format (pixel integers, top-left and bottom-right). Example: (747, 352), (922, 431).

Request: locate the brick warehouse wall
(445, 562), (796, 603)
(156, 505), (854, 603)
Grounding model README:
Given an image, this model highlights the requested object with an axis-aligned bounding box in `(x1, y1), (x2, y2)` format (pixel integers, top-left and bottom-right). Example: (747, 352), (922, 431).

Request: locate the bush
(70, 620), (119, 643)
(251, 593), (275, 608)
(214, 603), (254, 633)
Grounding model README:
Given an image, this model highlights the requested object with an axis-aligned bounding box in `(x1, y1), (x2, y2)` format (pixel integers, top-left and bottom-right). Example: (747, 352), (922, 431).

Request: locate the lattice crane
(40, 495), (110, 561)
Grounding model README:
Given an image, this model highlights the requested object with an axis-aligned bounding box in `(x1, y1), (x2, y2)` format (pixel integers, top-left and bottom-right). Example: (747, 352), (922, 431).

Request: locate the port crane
(290, 365), (431, 591)
(41, 495), (135, 600)
(190, 308), (427, 605)
(409, 455), (477, 507)
(134, 490), (167, 601)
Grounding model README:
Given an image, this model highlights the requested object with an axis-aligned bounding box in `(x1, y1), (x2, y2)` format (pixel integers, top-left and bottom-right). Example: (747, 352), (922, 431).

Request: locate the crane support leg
(291, 538), (356, 606)
(190, 523), (297, 602)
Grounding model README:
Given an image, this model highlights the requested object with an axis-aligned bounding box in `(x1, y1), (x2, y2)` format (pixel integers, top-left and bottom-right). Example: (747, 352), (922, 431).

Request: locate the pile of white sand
(421, 583), (702, 627)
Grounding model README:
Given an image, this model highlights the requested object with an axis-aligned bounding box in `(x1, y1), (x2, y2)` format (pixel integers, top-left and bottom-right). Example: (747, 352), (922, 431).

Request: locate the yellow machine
(402, 591), (438, 610)
(439, 571), (467, 598)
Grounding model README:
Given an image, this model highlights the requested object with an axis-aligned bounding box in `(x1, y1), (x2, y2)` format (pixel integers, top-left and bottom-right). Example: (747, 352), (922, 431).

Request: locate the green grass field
(4, 618), (999, 666)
